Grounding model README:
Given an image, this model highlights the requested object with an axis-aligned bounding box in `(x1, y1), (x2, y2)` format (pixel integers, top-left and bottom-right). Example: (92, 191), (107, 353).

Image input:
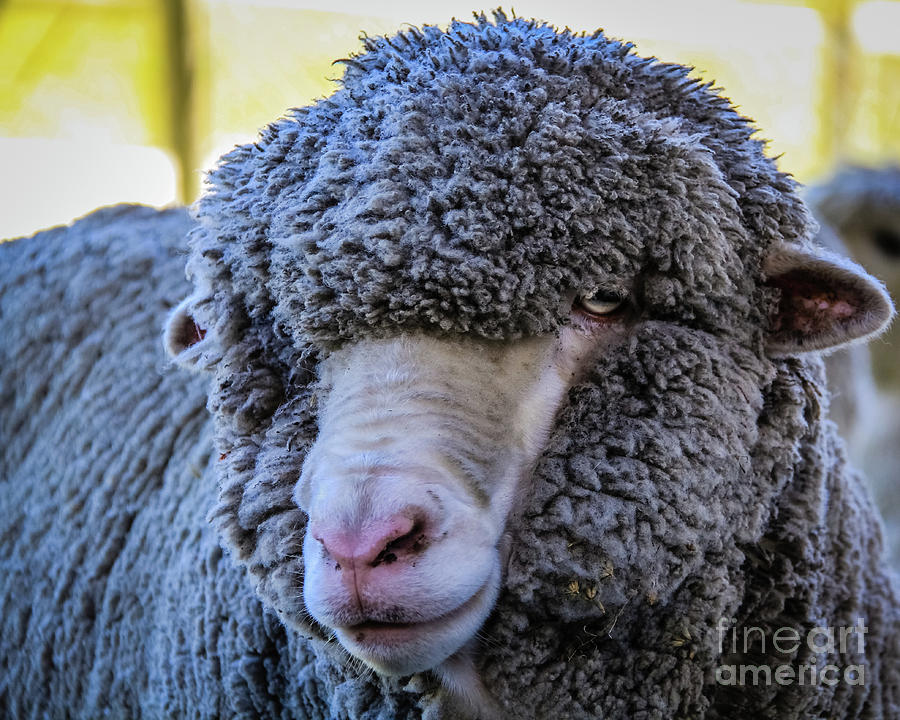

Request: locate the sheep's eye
(575, 291), (626, 317)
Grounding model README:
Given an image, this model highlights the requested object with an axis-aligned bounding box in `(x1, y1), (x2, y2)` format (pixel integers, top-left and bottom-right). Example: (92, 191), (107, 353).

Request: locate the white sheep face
(294, 306), (629, 677)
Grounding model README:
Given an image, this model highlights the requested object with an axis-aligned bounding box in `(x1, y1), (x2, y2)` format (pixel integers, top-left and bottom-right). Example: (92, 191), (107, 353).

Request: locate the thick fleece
(2, 12), (898, 720)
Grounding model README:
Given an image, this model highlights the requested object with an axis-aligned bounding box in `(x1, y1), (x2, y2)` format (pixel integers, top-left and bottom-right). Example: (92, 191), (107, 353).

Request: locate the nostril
(311, 510), (430, 570)
(373, 520), (429, 567)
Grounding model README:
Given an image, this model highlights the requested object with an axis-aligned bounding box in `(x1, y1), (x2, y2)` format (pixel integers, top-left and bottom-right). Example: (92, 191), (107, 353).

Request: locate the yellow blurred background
(1, 0), (898, 240)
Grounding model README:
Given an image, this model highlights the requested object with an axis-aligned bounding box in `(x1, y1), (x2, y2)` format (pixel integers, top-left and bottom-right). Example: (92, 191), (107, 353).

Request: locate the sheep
(2, 11), (899, 720)
(809, 167), (900, 392)
(807, 166), (900, 570)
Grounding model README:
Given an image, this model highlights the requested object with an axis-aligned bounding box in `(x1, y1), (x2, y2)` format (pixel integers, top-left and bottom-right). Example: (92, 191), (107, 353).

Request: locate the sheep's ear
(164, 298), (209, 367)
(764, 244), (895, 356)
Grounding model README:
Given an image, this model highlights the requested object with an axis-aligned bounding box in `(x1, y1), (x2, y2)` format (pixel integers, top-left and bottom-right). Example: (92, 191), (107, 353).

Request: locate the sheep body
(0, 206), (387, 719)
(2, 13), (899, 720)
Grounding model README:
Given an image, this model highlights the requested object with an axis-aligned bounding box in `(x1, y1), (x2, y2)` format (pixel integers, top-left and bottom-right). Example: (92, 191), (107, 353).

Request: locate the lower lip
(338, 583), (489, 648)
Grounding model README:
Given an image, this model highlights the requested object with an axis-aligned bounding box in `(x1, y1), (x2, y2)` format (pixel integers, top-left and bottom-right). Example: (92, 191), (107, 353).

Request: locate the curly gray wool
(2, 11), (898, 720)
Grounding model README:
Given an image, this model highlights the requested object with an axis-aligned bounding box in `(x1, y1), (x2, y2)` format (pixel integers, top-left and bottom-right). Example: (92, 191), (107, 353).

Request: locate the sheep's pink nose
(311, 513), (427, 570)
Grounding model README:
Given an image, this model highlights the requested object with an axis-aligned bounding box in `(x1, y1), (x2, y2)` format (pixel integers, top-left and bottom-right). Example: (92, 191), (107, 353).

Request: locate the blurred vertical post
(163, 0), (197, 203)
(813, 0), (859, 166)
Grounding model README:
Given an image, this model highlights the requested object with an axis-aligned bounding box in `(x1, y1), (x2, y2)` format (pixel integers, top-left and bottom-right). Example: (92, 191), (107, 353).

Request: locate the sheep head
(164, 12), (894, 716)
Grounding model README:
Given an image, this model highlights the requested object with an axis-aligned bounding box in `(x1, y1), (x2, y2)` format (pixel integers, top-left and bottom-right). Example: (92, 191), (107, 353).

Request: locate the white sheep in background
(808, 166), (900, 571)
(2, 13), (899, 720)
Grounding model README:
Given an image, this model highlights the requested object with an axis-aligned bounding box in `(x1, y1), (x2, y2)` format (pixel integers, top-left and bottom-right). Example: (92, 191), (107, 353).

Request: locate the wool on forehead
(187, 10), (811, 353)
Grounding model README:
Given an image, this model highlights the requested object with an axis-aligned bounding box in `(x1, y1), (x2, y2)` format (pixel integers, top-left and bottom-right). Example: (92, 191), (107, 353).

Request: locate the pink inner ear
(769, 269), (859, 336)
(189, 321), (206, 346)
(171, 311), (207, 351)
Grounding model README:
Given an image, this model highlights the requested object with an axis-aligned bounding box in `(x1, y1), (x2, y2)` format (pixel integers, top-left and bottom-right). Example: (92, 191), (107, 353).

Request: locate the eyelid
(583, 291), (623, 302)
(575, 291), (627, 317)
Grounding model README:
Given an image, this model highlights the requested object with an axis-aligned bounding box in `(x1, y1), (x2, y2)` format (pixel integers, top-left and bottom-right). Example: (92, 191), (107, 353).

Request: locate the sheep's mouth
(332, 574), (499, 675)
(340, 582), (489, 645)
